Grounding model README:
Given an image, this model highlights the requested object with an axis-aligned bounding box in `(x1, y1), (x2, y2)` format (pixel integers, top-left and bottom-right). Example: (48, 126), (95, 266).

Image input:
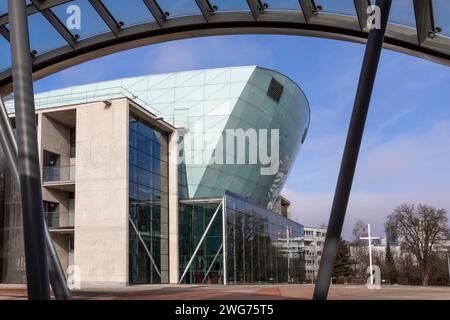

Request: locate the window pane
(0, 0), (7, 15)
(433, 0), (450, 37)
(0, 35), (11, 72)
(51, 0), (110, 40)
(156, 0), (201, 18)
(315, 0), (356, 16)
(209, 0), (249, 12)
(18, 13), (68, 55)
(265, 0), (301, 11)
(388, 0), (416, 28)
(101, 0), (155, 26)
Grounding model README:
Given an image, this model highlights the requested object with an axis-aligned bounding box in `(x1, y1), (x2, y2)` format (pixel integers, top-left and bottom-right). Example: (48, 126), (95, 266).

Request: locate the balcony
(42, 165), (75, 191)
(45, 211), (74, 231)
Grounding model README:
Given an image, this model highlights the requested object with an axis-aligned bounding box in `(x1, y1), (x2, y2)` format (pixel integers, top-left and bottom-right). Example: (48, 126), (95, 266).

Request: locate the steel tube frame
(313, 0), (392, 300)
(8, 0), (49, 299)
(0, 98), (71, 300)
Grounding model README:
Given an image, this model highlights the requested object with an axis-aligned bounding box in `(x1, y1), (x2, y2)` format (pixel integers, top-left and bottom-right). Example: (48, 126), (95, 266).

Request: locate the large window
(179, 202), (224, 284)
(128, 113), (169, 284)
(178, 192), (305, 285)
(225, 193), (305, 284)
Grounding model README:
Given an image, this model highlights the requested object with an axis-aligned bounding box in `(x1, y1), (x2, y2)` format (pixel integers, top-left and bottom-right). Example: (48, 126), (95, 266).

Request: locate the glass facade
(17, 66), (310, 209)
(225, 192), (305, 284)
(179, 201), (224, 284)
(128, 112), (169, 284)
(179, 192), (305, 285)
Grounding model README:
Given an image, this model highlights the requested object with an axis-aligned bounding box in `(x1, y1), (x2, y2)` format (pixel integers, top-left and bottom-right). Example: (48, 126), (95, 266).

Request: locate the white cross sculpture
(359, 224), (380, 286)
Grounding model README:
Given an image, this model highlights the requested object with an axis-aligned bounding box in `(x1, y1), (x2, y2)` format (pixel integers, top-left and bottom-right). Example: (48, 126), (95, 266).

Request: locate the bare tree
(350, 219), (369, 279)
(385, 204), (449, 286)
(351, 219), (367, 245)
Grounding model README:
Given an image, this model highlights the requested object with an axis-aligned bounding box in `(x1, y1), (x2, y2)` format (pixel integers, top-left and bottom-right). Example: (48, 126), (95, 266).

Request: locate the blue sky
(31, 34), (450, 240)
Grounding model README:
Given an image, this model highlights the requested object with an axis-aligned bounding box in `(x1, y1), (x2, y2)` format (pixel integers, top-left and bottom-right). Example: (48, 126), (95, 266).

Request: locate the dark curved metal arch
(0, 1), (449, 95)
(1, 11), (449, 95)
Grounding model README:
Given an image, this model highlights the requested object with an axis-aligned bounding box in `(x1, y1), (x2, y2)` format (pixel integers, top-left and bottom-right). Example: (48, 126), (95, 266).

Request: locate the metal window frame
(143, 0), (166, 26)
(128, 216), (162, 278)
(88, 0), (121, 37)
(195, 0), (215, 22)
(178, 200), (223, 284)
(413, 0), (435, 44)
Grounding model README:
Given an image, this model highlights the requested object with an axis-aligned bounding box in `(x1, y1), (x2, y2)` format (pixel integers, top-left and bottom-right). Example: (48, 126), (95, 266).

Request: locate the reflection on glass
(129, 112), (169, 284)
(51, 0), (110, 40)
(179, 202), (224, 284)
(179, 192), (305, 284)
(101, 0), (155, 26)
(226, 193), (305, 284)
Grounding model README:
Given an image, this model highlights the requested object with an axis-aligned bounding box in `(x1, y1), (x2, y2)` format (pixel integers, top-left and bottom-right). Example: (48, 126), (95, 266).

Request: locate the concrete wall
(40, 114), (71, 167)
(74, 99), (129, 288)
(51, 233), (70, 273)
(168, 130), (179, 284)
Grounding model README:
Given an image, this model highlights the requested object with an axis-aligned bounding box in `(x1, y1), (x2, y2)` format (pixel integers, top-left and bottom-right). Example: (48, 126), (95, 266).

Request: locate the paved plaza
(0, 284), (449, 300)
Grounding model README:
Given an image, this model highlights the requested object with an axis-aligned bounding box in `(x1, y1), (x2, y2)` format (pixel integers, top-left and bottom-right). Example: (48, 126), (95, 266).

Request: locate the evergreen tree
(332, 238), (353, 278)
(384, 243), (397, 284)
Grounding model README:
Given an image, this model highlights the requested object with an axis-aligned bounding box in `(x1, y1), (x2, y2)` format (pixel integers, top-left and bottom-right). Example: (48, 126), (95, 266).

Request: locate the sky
(30, 34), (450, 240)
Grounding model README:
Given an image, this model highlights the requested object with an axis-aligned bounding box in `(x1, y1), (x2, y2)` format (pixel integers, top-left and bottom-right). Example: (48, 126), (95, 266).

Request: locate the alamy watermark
(66, 265), (81, 290)
(367, 5), (381, 30)
(178, 122), (280, 176)
(66, 5), (81, 31)
(367, 265), (381, 289)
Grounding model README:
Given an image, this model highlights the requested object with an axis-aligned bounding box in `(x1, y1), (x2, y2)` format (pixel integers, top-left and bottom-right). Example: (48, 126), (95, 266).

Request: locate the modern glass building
(0, 66), (310, 286)
(5, 66), (310, 207)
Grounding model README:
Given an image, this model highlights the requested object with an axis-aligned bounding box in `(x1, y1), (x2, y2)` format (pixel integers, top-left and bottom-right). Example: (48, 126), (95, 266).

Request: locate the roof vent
(267, 78), (284, 103)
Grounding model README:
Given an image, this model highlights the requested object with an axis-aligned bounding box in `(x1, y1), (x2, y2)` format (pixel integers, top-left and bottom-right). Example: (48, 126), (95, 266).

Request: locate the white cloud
(283, 120), (450, 239)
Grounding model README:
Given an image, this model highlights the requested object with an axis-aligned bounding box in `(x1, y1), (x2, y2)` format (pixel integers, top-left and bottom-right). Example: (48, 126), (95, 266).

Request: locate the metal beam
(0, 25), (10, 42)
(353, 0), (370, 32)
(413, 0), (434, 44)
(88, 0), (121, 37)
(179, 201), (223, 283)
(222, 195), (227, 285)
(143, 0), (166, 27)
(246, 0), (265, 20)
(8, 0), (50, 300)
(313, 0), (392, 300)
(195, 0), (214, 22)
(31, 0), (77, 48)
(299, 0), (314, 23)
